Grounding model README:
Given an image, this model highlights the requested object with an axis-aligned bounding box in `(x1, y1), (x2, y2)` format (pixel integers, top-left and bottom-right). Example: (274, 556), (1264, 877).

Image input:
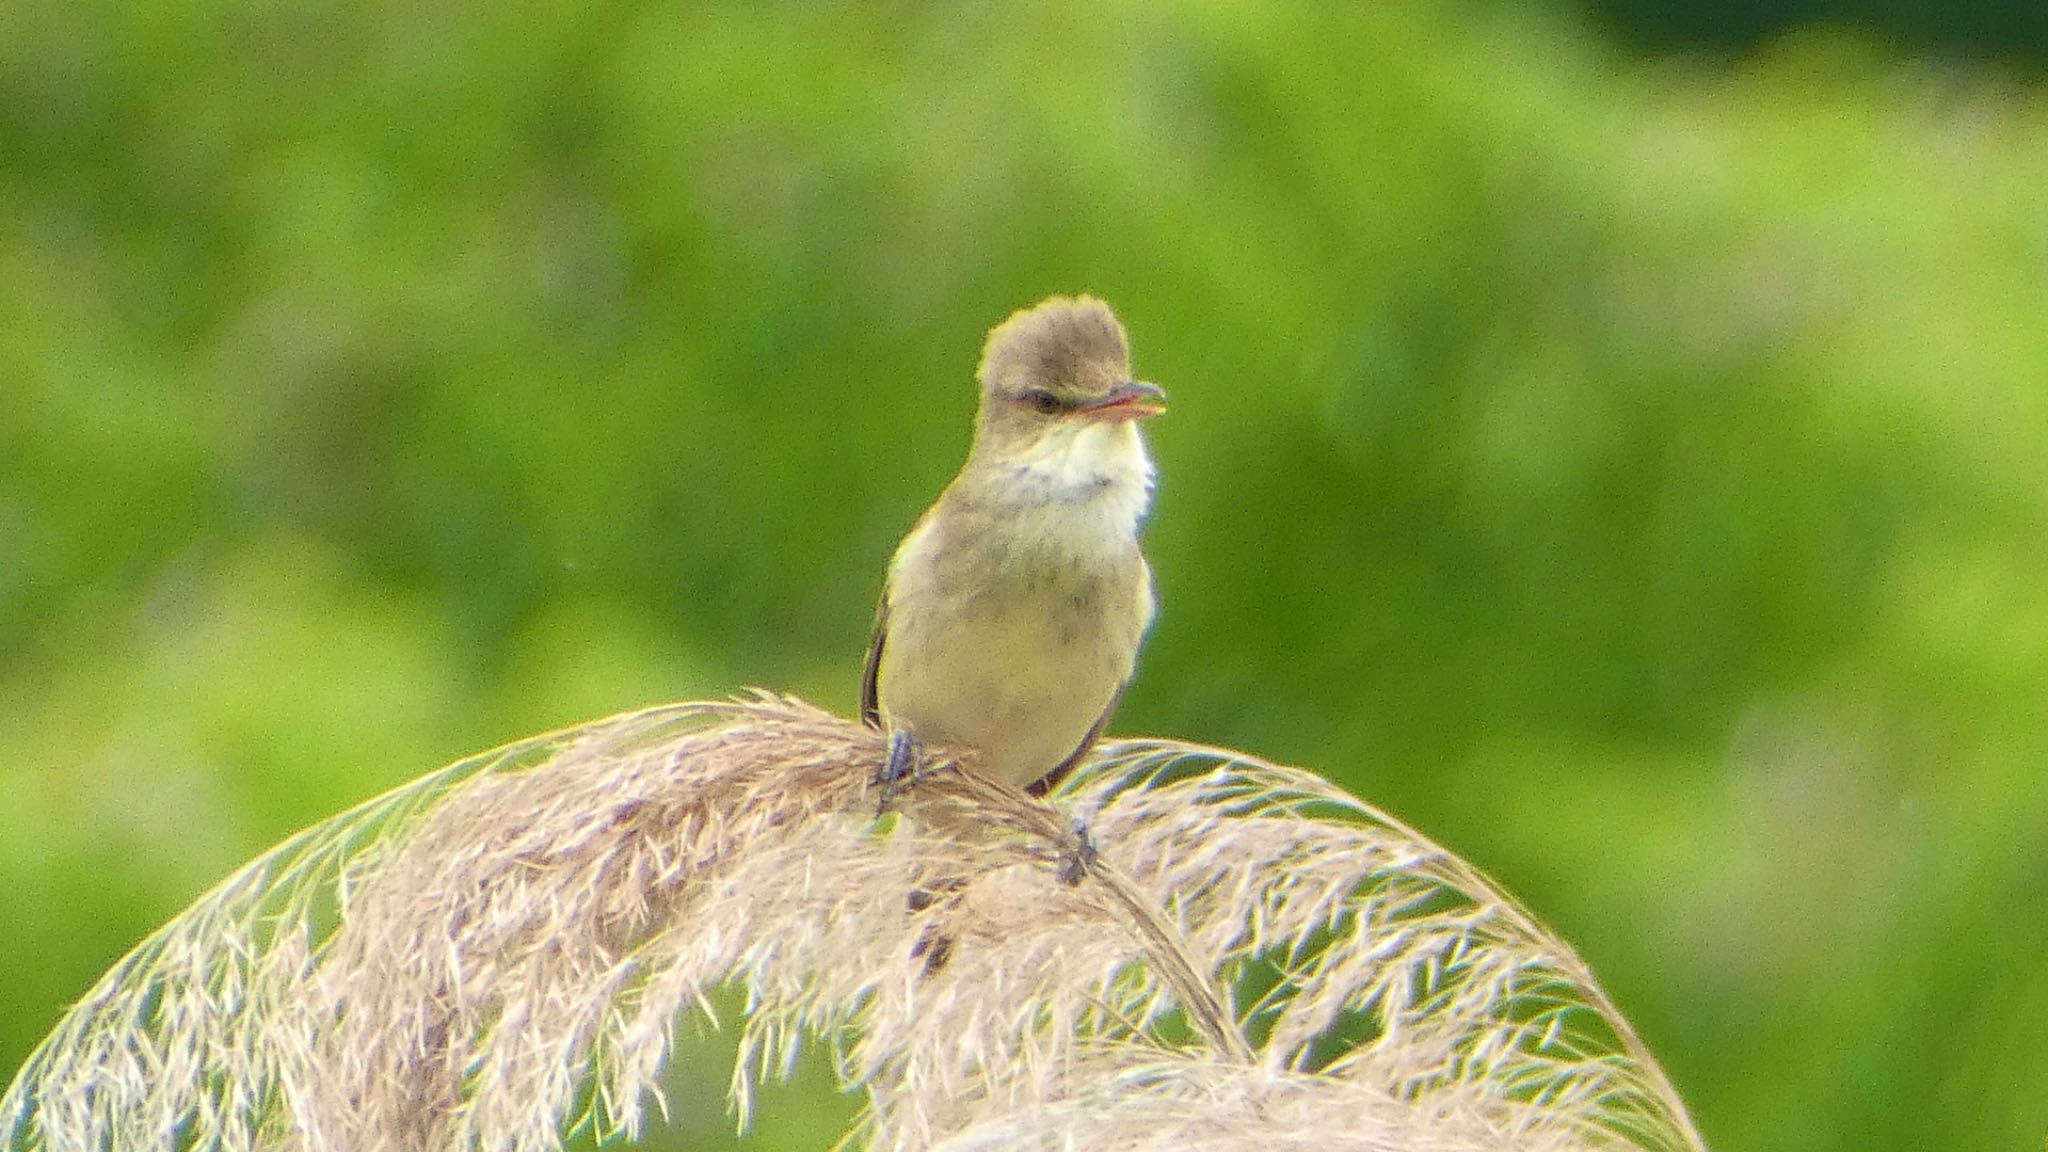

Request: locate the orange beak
(1076, 381), (1167, 421)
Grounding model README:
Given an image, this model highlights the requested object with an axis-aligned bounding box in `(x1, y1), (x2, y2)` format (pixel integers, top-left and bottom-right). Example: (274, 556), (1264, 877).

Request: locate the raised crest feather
(977, 295), (1131, 396)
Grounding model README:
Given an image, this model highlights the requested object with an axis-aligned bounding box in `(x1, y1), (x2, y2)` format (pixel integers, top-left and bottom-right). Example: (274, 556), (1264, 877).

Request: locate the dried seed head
(3, 694), (1702, 1152)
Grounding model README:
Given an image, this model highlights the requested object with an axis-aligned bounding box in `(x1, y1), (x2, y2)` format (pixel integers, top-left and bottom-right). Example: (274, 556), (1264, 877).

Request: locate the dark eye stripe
(1022, 390), (1063, 415)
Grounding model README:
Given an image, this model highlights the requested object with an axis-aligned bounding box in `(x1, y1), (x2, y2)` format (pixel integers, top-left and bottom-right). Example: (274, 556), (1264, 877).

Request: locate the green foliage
(3, 2), (2046, 1149)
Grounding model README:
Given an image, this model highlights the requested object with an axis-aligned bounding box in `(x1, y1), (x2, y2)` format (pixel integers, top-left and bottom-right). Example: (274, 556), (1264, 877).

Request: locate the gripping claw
(1057, 817), (1100, 886)
(874, 729), (922, 816)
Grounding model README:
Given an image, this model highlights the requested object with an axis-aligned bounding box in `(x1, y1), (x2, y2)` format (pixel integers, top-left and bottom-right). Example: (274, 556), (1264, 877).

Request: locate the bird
(861, 295), (1165, 802)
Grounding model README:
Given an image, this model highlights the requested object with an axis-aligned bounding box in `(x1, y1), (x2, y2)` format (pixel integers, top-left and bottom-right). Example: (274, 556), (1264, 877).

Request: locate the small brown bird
(862, 296), (1166, 797)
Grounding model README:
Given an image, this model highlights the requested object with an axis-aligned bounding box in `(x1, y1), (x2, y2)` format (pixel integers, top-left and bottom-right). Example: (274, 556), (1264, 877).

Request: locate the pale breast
(877, 495), (1155, 789)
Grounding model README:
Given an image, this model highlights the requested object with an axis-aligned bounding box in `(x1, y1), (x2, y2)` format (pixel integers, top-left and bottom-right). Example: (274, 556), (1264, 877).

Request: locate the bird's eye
(1023, 390), (1063, 415)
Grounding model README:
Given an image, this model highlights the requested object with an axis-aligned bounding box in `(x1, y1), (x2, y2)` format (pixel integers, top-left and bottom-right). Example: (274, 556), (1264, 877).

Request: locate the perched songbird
(862, 296), (1166, 796)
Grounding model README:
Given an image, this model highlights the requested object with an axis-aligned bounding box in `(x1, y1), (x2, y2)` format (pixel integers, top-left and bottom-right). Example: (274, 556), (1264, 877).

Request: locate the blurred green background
(5, 0), (2048, 1148)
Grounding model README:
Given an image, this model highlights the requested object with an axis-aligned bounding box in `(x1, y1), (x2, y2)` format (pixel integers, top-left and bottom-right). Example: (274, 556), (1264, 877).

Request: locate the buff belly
(877, 562), (1148, 789)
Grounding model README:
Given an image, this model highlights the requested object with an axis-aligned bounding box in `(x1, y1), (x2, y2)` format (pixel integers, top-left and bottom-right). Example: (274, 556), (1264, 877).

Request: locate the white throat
(992, 420), (1156, 541)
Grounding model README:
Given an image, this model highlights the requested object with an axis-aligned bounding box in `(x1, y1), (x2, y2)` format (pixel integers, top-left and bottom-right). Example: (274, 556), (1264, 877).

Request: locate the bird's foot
(873, 729), (925, 816)
(1056, 817), (1099, 887)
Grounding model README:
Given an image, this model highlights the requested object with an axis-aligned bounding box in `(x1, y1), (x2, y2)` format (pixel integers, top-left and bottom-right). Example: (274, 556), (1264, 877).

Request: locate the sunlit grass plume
(3, 695), (1704, 1152)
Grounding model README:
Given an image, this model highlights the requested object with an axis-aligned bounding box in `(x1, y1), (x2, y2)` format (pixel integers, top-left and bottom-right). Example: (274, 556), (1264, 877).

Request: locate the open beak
(1077, 380), (1167, 421)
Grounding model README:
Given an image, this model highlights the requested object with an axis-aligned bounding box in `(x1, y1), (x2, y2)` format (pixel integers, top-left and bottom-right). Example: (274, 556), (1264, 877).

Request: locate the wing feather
(859, 589), (888, 729)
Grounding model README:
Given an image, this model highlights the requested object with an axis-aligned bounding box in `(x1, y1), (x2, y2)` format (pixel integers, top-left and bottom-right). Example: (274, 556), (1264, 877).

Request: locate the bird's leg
(1057, 815), (1100, 887)
(873, 728), (924, 816)
(873, 731), (959, 972)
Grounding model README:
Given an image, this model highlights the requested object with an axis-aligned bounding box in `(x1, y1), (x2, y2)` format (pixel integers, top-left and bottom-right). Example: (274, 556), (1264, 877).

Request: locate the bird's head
(969, 296), (1165, 463)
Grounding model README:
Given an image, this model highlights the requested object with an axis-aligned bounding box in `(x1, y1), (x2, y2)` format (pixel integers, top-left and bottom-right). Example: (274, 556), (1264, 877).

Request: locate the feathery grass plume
(2, 694), (1706, 1152)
